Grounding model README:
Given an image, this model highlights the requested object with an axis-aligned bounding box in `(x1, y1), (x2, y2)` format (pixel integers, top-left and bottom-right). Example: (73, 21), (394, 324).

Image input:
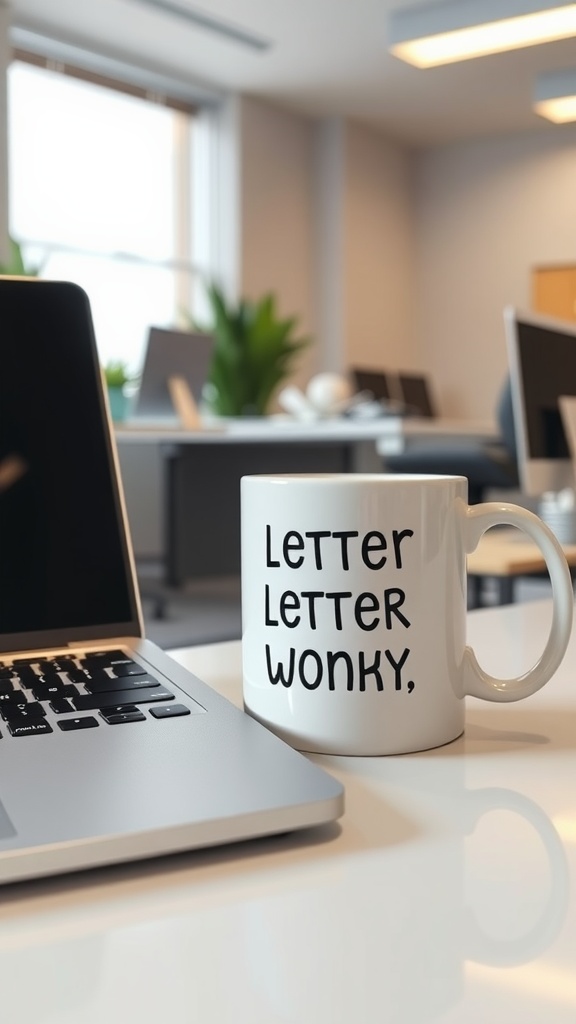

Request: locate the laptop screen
(0, 279), (139, 651)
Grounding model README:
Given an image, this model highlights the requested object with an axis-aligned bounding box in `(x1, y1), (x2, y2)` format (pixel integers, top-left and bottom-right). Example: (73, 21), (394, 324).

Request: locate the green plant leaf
(103, 360), (136, 388)
(0, 237), (41, 277)
(197, 283), (309, 416)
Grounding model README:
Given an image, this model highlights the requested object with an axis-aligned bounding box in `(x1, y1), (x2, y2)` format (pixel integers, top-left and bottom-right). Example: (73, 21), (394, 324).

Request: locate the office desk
(116, 416), (494, 584)
(469, 527), (576, 604)
(2, 599), (574, 1023)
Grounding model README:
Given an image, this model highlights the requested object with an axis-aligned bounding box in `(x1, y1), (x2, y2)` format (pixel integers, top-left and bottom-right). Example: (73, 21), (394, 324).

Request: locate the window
(7, 55), (214, 373)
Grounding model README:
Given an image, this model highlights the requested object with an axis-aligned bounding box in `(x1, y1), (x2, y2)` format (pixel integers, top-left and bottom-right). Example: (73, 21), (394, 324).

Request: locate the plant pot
(107, 386), (129, 422)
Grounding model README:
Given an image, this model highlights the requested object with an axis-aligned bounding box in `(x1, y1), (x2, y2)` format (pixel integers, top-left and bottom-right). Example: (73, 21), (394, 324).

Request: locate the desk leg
(468, 575), (483, 610)
(164, 445), (181, 588)
(494, 576), (515, 605)
(468, 574), (516, 608)
(350, 440), (383, 473)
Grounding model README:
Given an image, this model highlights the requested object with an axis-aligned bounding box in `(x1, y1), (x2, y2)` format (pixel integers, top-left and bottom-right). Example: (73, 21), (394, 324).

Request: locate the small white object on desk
(275, 384), (317, 421)
(278, 372), (353, 420)
(305, 372), (352, 414)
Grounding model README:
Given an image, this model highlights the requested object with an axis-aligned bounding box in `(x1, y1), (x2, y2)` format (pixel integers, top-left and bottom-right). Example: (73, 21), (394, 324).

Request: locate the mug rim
(241, 473), (468, 485)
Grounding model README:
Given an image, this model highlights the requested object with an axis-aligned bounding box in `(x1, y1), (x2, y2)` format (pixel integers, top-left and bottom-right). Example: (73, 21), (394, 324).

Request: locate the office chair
(398, 373), (436, 418)
(384, 377), (519, 505)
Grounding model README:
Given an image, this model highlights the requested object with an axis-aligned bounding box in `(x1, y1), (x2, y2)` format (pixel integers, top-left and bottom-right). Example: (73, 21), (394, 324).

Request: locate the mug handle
(462, 502), (574, 701)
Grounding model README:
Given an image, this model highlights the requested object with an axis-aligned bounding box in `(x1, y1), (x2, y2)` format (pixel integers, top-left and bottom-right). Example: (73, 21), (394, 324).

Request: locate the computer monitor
(397, 373), (435, 418)
(133, 327), (214, 420)
(351, 368), (395, 402)
(504, 307), (576, 495)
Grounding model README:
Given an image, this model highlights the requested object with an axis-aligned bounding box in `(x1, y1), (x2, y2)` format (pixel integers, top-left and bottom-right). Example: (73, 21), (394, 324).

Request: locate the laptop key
(57, 658), (82, 673)
(49, 698), (75, 714)
(35, 670), (63, 684)
(1, 702), (46, 722)
(12, 667), (40, 688)
(0, 692), (26, 708)
(85, 674), (159, 694)
(71, 687), (174, 711)
(0, 691), (27, 708)
(98, 703), (138, 714)
(100, 709), (146, 725)
(31, 682), (78, 700)
(149, 704), (191, 719)
(8, 720), (53, 737)
(66, 669), (92, 685)
(110, 663), (147, 678)
(80, 650), (129, 666)
(39, 659), (77, 673)
(58, 717), (99, 731)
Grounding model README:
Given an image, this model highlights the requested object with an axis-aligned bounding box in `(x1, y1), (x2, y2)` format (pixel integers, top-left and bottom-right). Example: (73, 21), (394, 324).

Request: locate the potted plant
(0, 236), (41, 276)
(103, 360), (136, 422)
(197, 284), (309, 417)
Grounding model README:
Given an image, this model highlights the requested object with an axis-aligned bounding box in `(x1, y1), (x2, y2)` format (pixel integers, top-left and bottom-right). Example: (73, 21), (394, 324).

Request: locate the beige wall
(343, 120), (418, 374)
(237, 97), (576, 423)
(415, 125), (576, 418)
(238, 99), (420, 391)
(238, 95), (318, 387)
(313, 116), (346, 372)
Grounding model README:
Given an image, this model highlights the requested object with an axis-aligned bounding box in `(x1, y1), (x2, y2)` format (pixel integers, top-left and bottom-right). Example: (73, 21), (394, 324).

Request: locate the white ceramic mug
(241, 474), (574, 755)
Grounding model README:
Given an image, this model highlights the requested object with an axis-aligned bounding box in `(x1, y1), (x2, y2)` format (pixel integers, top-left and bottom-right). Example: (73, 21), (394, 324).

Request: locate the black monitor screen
(506, 309), (576, 495)
(516, 317), (576, 460)
(0, 279), (138, 648)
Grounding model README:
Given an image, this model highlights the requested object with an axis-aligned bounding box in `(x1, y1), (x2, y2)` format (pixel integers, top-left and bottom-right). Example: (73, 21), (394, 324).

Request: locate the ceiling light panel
(388, 0), (576, 67)
(534, 67), (576, 121)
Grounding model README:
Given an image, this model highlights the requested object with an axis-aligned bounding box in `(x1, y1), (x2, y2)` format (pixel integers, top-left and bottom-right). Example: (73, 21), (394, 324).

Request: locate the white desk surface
(115, 414), (495, 446)
(2, 599), (574, 1023)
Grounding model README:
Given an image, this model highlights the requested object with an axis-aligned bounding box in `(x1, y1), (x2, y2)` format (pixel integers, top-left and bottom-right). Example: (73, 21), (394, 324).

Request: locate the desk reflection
(0, 772), (568, 1024)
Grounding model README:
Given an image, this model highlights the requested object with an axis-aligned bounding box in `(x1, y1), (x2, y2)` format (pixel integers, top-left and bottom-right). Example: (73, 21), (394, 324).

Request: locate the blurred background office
(3, 0), (576, 641)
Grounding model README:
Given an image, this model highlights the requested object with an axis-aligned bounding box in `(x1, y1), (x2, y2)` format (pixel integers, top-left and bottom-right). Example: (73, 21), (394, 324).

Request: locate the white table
(116, 415), (495, 584)
(1, 599), (575, 1023)
(116, 412), (494, 455)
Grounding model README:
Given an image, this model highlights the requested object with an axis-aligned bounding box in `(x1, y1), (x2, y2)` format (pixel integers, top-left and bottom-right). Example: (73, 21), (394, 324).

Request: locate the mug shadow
(425, 703), (576, 756)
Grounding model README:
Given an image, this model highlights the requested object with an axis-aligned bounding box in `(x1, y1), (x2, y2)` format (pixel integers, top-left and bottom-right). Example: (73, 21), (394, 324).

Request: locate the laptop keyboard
(0, 649), (193, 738)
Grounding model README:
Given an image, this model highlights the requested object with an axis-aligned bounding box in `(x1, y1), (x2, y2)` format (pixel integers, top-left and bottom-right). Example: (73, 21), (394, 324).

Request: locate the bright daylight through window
(7, 57), (207, 374)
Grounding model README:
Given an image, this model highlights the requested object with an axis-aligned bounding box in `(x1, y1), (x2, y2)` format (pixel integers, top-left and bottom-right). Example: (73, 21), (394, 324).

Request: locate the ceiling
(9, 0), (576, 146)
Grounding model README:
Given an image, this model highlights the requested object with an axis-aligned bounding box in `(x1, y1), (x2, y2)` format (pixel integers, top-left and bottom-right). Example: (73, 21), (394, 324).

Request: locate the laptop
(0, 278), (343, 885)
(131, 326), (214, 425)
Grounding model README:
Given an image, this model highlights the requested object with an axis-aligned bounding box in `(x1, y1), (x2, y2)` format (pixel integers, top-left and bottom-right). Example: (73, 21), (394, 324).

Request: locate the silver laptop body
(0, 279), (343, 885)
